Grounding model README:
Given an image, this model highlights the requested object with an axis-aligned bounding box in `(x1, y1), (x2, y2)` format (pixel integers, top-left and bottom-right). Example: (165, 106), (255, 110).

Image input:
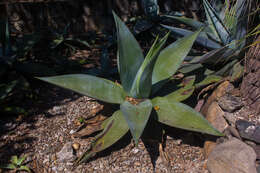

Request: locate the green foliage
(159, 0), (252, 92)
(163, 0), (249, 77)
(121, 99), (153, 144)
(38, 11), (223, 166)
(0, 155), (31, 173)
(0, 19), (53, 115)
(152, 97), (222, 135)
(75, 110), (129, 163)
(165, 0), (248, 50)
(165, 76), (195, 102)
(50, 24), (90, 51)
(39, 74), (126, 104)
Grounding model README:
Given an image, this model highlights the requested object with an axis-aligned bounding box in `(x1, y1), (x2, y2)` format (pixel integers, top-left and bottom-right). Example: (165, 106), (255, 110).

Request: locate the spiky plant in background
(163, 0), (249, 80)
(38, 11), (223, 166)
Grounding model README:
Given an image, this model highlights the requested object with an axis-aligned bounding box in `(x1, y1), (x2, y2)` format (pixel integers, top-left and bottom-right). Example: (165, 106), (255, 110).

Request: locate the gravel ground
(0, 86), (208, 173)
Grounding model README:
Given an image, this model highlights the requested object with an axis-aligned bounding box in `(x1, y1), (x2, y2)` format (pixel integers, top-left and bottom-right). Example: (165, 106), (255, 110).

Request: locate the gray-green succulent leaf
(152, 97), (223, 136)
(120, 99), (153, 145)
(38, 74), (126, 104)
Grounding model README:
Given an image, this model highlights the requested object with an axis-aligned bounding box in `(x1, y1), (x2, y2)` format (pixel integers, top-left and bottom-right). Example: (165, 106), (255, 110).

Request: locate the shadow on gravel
(0, 136), (37, 165)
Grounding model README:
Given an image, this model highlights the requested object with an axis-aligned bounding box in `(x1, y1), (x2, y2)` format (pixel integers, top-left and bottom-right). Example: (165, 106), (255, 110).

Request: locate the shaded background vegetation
(1, 0), (207, 34)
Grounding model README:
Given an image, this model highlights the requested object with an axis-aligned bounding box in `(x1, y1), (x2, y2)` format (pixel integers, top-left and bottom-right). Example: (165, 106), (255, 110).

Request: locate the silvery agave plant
(38, 11), (223, 165)
(163, 0), (248, 76)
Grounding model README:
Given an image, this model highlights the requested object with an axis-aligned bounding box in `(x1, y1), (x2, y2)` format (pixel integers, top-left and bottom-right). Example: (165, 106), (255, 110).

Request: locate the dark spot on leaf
(94, 119), (114, 145)
(93, 120), (114, 152)
(94, 142), (103, 152)
(182, 76), (194, 86)
(181, 88), (193, 95)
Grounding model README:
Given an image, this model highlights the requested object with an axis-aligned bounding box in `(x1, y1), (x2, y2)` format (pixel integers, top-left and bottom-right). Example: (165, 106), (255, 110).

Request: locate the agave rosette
(38, 11), (223, 165)
(162, 0), (248, 80)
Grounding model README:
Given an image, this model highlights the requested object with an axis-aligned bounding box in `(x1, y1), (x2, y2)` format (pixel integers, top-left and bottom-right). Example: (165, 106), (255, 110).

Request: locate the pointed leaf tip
(130, 33), (169, 98)
(120, 99), (153, 144)
(75, 110), (129, 165)
(113, 11), (144, 96)
(152, 28), (202, 85)
(203, 0), (231, 44)
(152, 97), (223, 136)
(37, 74), (126, 104)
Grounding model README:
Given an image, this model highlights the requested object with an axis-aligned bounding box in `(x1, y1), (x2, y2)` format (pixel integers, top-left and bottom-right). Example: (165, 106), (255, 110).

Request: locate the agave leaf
(161, 25), (221, 50)
(164, 15), (211, 32)
(152, 28), (202, 85)
(233, 0), (248, 49)
(178, 56), (203, 73)
(130, 33), (169, 98)
(191, 45), (229, 64)
(165, 76), (195, 102)
(113, 11), (144, 95)
(120, 99), (153, 145)
(74, 110), (129, 165)
(152, 97), (223, 136)
(223, 2), (237, 33)
(214, 59), (238, 77)
(38, 74), (126, 104)
(195, 75), (222, 89)
(179, 63), (204, 74)
(203, 0), (231, 44)
(234, 0), (248, 19)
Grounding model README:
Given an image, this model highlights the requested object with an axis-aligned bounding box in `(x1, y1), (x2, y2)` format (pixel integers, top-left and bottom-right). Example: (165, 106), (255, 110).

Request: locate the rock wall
(240, 35), (260, 115)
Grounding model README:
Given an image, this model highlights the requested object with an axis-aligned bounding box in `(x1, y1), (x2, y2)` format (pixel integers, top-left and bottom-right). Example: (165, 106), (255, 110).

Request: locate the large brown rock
(218, 94), (243, 113)
(207, 138), (257, 173)
(203, 101), (228, 158)
(204, 141), (217, 159)
(205, 102), (228, 133)
(201, 82), (231, 159)
(201, 81), (234, 116)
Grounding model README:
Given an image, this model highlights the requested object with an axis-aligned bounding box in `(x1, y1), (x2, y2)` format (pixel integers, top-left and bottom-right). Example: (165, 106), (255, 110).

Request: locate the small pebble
(132, 148), (139, 154)
(134, 161), (141, 167)
(59, 136), (63, 142)
(69, 129), (76, 134)
(72, 143), (80, 150)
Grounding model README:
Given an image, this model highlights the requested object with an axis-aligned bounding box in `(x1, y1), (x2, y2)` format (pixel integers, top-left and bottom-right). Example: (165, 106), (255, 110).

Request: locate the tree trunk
(240, 35), (260, 115)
